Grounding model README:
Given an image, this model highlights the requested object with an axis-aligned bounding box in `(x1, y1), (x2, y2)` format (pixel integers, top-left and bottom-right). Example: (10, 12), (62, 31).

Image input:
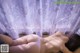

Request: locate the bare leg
(12, 34), (39, 46)
(9, 42), (40, 53)
(0, 34), (13, 45)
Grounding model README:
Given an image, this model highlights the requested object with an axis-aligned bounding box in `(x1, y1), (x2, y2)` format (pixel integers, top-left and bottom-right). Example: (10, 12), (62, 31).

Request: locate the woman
(0, 31), (80, 53)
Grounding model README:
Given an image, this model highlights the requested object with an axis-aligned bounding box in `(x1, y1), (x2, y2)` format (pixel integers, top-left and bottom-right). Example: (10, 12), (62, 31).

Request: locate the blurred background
(0, 0), (80, 39)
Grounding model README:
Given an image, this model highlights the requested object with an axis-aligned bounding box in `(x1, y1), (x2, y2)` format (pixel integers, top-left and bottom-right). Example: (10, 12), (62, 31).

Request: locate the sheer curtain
(0, 0), (80, 39)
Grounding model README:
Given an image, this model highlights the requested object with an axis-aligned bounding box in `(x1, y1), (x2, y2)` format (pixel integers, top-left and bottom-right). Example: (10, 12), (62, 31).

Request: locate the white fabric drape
(0, 0), (80, 39)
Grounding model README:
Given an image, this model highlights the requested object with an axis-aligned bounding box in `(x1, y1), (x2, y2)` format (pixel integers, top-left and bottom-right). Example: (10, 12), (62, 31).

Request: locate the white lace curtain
(0, 0), (80, 39)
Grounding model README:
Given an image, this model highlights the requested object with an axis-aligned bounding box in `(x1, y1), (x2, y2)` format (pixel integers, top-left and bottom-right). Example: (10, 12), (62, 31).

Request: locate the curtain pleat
(0, 0), (80, 39)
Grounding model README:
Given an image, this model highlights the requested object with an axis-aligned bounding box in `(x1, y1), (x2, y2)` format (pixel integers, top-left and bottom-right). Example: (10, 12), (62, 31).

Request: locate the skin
(40, 32), (80, 53)
(0, 34), (13, 45)
(42, 31), (69, 53)
(9, 42), (40, 53)
(0, 32), (80, 53)
(0, 34), (40, 53)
